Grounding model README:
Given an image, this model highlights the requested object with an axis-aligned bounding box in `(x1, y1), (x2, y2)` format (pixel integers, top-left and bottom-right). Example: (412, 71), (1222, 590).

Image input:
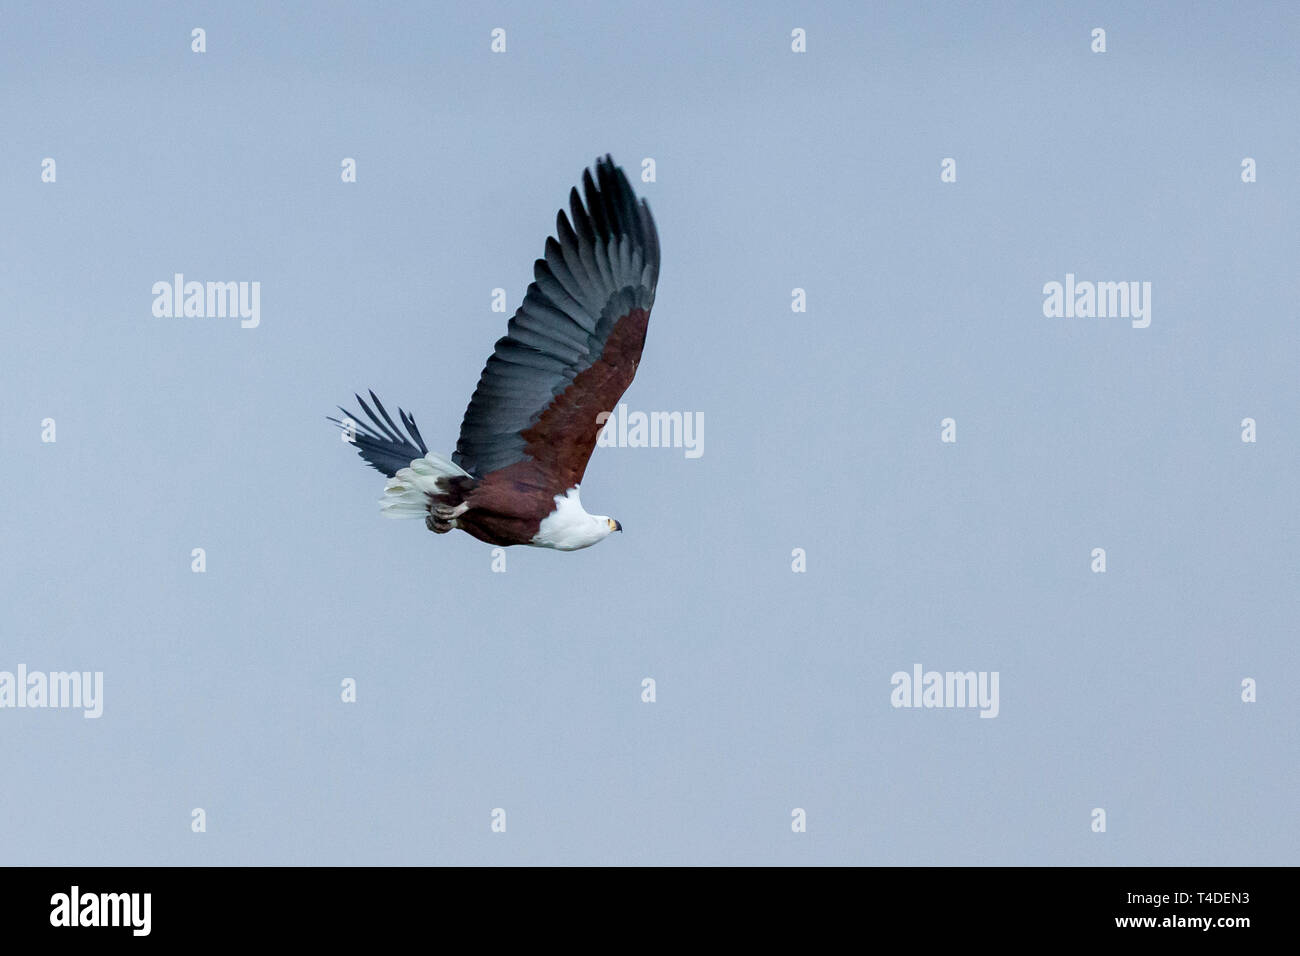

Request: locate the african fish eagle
(330, 156), (660, 551)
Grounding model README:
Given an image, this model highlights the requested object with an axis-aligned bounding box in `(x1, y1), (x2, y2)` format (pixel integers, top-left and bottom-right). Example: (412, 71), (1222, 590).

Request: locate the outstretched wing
(453, 155), (660, 492)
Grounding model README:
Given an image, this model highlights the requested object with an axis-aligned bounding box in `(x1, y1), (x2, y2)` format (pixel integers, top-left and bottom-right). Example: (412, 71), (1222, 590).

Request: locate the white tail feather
(380, 452), (471, 519)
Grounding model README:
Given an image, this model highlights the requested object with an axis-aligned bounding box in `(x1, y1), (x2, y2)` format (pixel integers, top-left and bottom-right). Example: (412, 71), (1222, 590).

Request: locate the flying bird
(331, 156), (660, 551)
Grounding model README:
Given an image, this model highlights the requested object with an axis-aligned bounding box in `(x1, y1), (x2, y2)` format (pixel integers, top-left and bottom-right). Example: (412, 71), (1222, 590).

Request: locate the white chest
(531, 486), (609, 551)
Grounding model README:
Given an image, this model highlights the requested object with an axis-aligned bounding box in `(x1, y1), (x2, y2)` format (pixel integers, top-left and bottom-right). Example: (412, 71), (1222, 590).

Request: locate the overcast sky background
(1, 0), (1296, 865)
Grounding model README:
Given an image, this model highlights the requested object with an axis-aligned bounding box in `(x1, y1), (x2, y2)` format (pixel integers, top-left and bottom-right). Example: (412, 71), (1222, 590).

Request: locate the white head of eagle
(329, 155), (657, 551)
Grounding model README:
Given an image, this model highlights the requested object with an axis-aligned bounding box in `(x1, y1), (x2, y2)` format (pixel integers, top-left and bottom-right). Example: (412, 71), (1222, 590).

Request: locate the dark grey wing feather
(329, 390), (428, 478)
(452, 155), (659, 477)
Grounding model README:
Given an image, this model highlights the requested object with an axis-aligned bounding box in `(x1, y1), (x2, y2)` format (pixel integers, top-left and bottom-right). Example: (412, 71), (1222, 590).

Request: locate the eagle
(330, 156), (660, 551)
